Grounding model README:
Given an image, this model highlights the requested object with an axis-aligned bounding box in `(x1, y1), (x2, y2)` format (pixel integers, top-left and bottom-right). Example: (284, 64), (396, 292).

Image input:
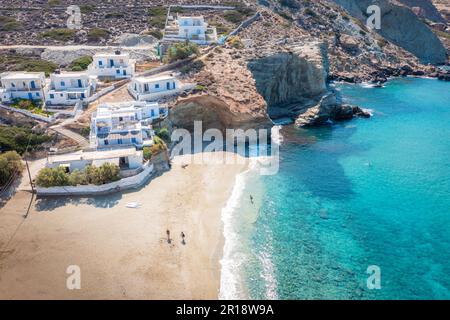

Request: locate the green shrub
(87, 28), (109, 42)
(148, 6), (167, 29)
(223, 10), (245, 24)
(36, 167), (70, 188)
(0, 54), (58, 76)
(143, 147), (152, 161)
(0, 125), (51, 155)
(68, 56), (93, 71)
(0, 16), (21, 31)
(227, 35), (244, 49)
(167, 41), (199, 63)
(40, 28), (77, 41)
(0, 151), (23, 186)
(48, 0), (60, 6)
(80, 5), (96, 14)
(36, 163), (121, 187)
(155, 127), (170, 142)
(179, 59), (205, 74)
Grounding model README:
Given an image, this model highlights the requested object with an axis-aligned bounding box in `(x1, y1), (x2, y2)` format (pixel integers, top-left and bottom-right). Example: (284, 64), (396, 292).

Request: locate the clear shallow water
(221, 78), (450, 299)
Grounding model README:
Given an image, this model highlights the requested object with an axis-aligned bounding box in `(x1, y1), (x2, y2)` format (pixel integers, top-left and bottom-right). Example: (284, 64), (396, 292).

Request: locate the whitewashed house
(46, 148), (143, 173)
(88, 51), (135, 79)
(0, 72), (46, 103)
(45, 71), (97, 105)
(163, 15), (217, 44)
(90, 101), (168, 149)
(128, 75), (184, 101)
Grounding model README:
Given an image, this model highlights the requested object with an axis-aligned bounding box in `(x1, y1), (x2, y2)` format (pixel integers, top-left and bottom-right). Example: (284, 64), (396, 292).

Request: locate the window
(173, 82), (176, 89)
(116, 69), (120, 74)
(35, 92), (40, 97)
(131, 138), (137, 144)
(99, 60), (103, 66)
(49, 94), (54, 99)
(118, 138), (123, 145)
(11, 83), (15, 87)
(104, 140), (109, 145)
(155, 84), (160, 89)
(60, 93), (64, 97)
(61, 81), (65, 87)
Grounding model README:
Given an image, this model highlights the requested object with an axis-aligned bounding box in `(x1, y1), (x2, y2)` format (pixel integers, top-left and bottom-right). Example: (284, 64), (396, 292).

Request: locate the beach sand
(0, 152), (247, 299)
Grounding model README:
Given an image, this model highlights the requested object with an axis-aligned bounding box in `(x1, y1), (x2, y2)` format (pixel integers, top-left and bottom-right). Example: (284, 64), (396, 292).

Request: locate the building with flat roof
(128, 74), (184, 101)
(163, 14), (217, 44)
(88, 51), (135, 79)
(45, 71), (97, 106)
(0, 72), (46, 102)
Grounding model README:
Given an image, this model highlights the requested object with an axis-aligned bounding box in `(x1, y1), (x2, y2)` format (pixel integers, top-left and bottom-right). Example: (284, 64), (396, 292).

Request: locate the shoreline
(0, 152), (247, 299)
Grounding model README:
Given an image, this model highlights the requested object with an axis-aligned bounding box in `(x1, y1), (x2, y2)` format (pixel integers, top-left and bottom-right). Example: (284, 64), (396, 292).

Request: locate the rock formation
(331, 0), (447, 64)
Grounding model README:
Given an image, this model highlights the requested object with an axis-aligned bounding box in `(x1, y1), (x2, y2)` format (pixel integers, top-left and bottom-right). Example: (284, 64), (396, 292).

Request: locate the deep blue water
(222, 78), (450, 299)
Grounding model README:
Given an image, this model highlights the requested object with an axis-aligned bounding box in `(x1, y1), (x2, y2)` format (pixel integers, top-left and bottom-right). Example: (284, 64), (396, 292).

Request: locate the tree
(0, 151), (23, 185)
(167, 41), (199, 63)
(35, 167), (70, 188)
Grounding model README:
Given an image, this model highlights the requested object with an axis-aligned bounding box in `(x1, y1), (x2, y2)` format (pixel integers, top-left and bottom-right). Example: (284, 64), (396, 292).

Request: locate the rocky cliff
(331, 0), (447, 64)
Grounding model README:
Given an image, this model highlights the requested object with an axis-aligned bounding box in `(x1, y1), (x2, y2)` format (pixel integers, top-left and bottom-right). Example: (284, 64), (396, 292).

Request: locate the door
(30, 81), (36, 89)
(123, 70), (126, 76)
(166, 82), (170, 90)
(77, 79), (82, 87)
(109, 59), (114, 67)
(28, 92), (33, 99)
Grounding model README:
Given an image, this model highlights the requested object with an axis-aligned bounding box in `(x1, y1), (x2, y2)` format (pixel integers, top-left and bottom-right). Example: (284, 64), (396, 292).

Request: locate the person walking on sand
(250, 195), (254, 204)
(166, 229), (171, 244)
(181, 232), (186, 245)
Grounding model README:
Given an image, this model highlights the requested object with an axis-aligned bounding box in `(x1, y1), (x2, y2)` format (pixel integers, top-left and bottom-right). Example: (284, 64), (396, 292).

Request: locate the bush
(223, 10), (245, 24)
(155, 127), (170, 142)
(87, 28), (109, 42)
(36, 163), (121, 187)
(143, 147), (152, 161)
(40, 28), (77, 41)
(80, 5), (96, 14)
(36, 167), (70, 188)
(148, 6), (167, 29)
(167, 41), (199, 63)
(180, 59), (205, 74)
(0, 125), (51, 154)
(0, 16), (22, 31)
(227, 36), (244, 49)
(0, 151), (23, 186)
(68, 56), (93, 71)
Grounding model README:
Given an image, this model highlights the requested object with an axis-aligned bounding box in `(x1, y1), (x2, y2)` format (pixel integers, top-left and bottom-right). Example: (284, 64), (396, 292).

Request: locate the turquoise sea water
(221, 78), (450, 299)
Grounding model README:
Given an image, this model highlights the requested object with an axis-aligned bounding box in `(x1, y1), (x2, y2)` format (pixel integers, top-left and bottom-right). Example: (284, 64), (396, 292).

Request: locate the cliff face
(397, 0), (445, 22)
(331, 0), (447, 64)
(247, 44), (328, 119)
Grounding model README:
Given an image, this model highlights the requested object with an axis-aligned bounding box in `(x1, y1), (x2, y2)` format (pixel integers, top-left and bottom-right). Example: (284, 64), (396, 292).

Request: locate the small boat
(126, 202), (140, 208)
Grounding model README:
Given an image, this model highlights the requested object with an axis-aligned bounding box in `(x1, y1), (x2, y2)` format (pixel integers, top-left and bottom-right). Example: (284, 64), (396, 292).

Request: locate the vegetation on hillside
(0, 54), (58, 76)
(143, 136), (167, 161)
(68, 56), (93, 71)
(0, 151), (23, 186)
(0, 16), (21, 31)
(148, 6), (167, 29)
(39, 28), (77, 41)
(166, 41), (199, 63)
(36, 163), (121, 187)
(87, 28), (110, 42)
(10, 99), (54, 117)
(0, 125), (51, 155)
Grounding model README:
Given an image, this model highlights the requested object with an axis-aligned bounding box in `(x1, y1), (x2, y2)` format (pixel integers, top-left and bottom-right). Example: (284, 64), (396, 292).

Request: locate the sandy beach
(0, 152), (247, 299)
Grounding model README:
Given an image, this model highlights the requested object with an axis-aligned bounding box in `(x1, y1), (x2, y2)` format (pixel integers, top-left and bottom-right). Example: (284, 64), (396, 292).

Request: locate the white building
(163, 15), (217, 44)
(46, 147), (143, 173)
(0, 72), (46, 103)
(88, 51), (135, 79)
(90, 101), (168, 149)
(128, 74), (183, 101)
(45, 71), (97, 105)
